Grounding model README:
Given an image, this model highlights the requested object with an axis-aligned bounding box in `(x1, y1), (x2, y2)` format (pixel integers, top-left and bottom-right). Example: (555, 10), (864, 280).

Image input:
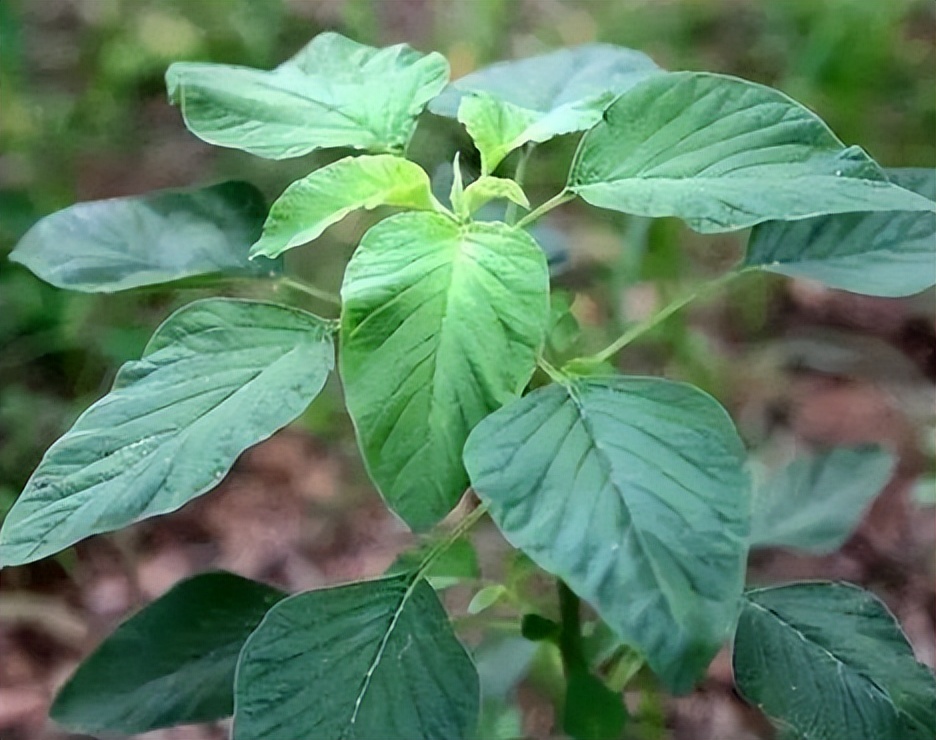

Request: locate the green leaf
(250, 155), (438, 258)
(568, 72), (935, 233)
(463, 376), (750, 692)
(521, 613), (560, 643)
(233, 576), (479, 740)
(340, 212), (550, 531)
(0, 299), (334, 566)
(51, 572), (284, 734)
(468, 584), (507, 615)
(166, 32), (449, 159)
(429, 43), (660, 119)
(564, 668), (627, 740)
(462, 175), (529, 215)
(387, 536), (480, 590)
(745, 168), (936, 296)
(9, 182), (275, 292)
(751, 446), (896, 554)
(734, 582), (936, 740)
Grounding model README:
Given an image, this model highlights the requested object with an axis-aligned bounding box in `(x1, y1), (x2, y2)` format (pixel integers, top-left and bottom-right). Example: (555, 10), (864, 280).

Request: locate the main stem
(557, 580), (586, 673)
(578, 269), (748, 367)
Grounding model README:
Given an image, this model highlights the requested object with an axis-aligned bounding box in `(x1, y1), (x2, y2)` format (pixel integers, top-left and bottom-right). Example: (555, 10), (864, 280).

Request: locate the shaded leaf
(569, 73), (935, 232)
(734, 582), (936, 740)
(340, 212), (549, 531)
(745, 168), (936, 296)
(751, 446), (896, 554)
(0, 299), (334, 565)
(233, 576), (479, 739)
(51, 572), (284, 734)
(464, 376), (750, 692)
(250, 155), (437, 258)
(10, 182), (275, 292)
(167, 32), (448, 159)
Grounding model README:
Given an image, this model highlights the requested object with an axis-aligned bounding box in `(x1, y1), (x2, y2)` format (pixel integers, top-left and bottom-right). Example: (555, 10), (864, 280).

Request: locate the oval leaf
(0, 299), (334, 566)
(250, 155), (438, 258)
(745, 168), (936, 296)
(751, 445), (896, 554)
(166, 32), (449, 159)
(734, 582), (936, 740)
(340, 212), (549, 531)
(51, 572), (285, 734)
(569, 72), (935, 233)
(9, 181), (275, 292)
(233, 576), (479, 740)
(464, 376), (750, 692)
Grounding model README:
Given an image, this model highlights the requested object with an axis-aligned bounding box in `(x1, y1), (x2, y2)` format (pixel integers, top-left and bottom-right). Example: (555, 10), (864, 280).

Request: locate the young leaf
(250, 155), (438, 258)
(9, 181), (275, 292)
(751, 445), (896, 554)
(233, 576), (479, 740)
(166, 32), (449, 159)
(568, 72), (935, 233)
(429, 43), (659, 119)
(51, 572), (285, 734)
(467, 584), (507, 615)
(463, 376), (750, 692)
(734, 582), (936, 740)
(340, 212), (549, 531)
(745, 168), (936, 296)
(462, 175), (529, 215)
(0, 299), (334, 566)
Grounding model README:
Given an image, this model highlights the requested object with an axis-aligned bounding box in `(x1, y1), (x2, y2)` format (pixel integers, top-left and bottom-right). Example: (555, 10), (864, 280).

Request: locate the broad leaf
(233, 576), (479, 739)
(0, 299), (334, 566)
(51, 572), (284, 734)
(463, 376), (750, 692)
(462, 175), (529, 215)
(167, 32), (449, 159)
(734, 583), (936, 740)
(340, 212), (549, 531)
(429, 43), (659, 118)
(9, 182), (275, 292)
(250, 155), (437, 258)
(568, 72), (935, 232)
(751, 446), (896, 554)
(745, 168), (936, 296)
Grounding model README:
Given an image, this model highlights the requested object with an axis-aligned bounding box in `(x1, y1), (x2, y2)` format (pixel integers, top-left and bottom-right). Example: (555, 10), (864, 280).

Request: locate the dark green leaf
(51, 572), (284, 734)
(250, 155), (439, 259)
(233, 576), (479, 739)
(751, 446), (896, 554)
(9, 182), (275, 292)
(734, 582), (936, 740)
(564, 668), (627, 740)
(745, 168), (936, 296)
(569, 73), (935, 232)
(167, 32), (449, 159)
(521, 613), (560, 643)
(340, 212), (549, 531)
(0, 299), (334, 565)
(464, 376), (750, 692)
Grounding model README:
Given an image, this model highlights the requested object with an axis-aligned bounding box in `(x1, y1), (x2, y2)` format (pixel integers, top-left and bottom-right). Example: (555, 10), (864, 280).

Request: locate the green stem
(557, 580), (586, 673)
(572, 268), (749, 367)
(505, 144), (534, 225)
(277, 275), (342, 307)
(516, 189), (575, 229)
(414, 503), (488, 581)
(537, 356), (568, 385)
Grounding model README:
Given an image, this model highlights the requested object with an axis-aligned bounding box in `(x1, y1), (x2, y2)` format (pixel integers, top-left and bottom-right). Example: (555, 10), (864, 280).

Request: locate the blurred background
(1, 1), (934, 738)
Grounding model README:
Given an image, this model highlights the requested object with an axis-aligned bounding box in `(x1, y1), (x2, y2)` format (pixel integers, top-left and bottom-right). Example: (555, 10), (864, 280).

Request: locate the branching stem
(414, 502), (488, 581)
(516, 190), (575, 229)
(277, 275), (342, 307)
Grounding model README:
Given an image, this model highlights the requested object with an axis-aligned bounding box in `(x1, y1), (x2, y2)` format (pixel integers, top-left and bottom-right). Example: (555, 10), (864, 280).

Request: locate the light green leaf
(429, 43), (659, 119)
(0, 299), (334, 566)
(569, 72), (935, 233)
(166, 32), (449, 159)
(751, 446), (896, 554)
(51, 572), (284, 734)
(233, 576), (479, 740)
(462, 175), (529, 215)
(9, 182), (276, 292)
(734, 582), (936, 740)
(463, 377), (750, 692)
(745, 168), (936, 296)
(340, 212), (549, 531)
(467, 584), (507, 615)
(250, 155), (437, 258)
